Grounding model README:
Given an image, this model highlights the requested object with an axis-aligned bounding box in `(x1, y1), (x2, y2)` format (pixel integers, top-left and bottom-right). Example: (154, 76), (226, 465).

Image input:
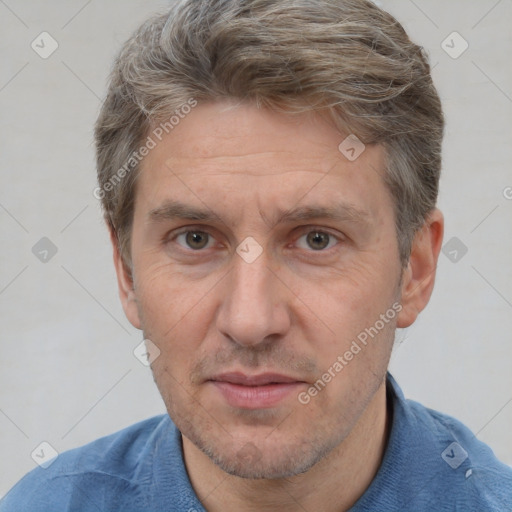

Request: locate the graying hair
(95, 0), (444, 267)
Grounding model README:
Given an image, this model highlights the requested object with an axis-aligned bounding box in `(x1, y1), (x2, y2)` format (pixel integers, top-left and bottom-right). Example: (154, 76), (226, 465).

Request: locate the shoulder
(397, 380), (512, 510)
(0, 415), (174, 512)
(414, 401), (512, 502)
(354, 374), (512, 511)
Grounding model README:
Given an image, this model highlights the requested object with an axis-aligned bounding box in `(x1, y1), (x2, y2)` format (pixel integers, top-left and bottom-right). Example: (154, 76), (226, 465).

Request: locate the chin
(208, 449), (318, 480)
(192, 432), (335, 480)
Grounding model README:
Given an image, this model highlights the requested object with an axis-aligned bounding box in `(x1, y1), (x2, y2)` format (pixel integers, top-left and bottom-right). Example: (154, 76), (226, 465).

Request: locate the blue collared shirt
(2, 374), (511, 511)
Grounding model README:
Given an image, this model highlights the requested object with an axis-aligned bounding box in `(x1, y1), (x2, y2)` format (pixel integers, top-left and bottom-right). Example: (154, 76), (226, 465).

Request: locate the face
(118, 100), (407, 478)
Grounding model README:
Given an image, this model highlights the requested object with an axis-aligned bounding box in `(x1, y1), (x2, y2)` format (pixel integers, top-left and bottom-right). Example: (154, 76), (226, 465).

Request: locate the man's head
(94, 0), (444, 480)
(95, 0), (443, 269)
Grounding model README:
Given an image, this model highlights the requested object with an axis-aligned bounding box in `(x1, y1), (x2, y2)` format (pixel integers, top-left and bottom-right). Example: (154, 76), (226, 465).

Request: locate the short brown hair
(95, 0), (444, 267)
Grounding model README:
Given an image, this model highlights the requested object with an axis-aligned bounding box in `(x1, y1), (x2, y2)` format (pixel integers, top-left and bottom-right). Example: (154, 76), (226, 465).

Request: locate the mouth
(207, 372), (306, 409)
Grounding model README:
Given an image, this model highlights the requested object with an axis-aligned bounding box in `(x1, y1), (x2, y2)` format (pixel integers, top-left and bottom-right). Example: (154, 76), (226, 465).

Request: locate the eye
(295, 230), (339, 251)
(175, 230), (214, 250)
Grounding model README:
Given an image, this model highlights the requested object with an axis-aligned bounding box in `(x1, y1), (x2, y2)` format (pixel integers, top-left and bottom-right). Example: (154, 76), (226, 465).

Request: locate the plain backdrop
(1, 0), (511, 497)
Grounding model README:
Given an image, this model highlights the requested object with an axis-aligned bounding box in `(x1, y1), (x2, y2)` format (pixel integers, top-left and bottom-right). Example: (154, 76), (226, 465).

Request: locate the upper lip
(209, 372), (302, 386)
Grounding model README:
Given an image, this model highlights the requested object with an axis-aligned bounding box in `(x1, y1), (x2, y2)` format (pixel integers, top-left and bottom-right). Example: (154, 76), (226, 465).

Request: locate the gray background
(1, 0), (511, 497)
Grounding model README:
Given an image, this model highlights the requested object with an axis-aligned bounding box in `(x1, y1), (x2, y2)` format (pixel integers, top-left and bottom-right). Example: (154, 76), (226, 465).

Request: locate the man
(2, 0), (511, 510)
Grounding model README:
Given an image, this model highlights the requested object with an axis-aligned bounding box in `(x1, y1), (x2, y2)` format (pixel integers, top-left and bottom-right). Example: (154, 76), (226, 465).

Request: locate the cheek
(297, 259), (395, 325)
(136, 262), (201, 323)
(135, 265), (215, 364)
(293, 259), (400, 374)
(303, 310), (396, 419)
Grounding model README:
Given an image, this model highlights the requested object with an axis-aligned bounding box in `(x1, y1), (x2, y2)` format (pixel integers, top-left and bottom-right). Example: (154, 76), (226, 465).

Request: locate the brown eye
(306, 231), (331, 250)
(178, 231), (211, 250)
(295, 230), (339, 252)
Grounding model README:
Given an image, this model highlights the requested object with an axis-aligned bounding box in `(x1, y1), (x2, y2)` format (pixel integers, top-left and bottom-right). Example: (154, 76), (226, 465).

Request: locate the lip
(208, 372), (305, 409)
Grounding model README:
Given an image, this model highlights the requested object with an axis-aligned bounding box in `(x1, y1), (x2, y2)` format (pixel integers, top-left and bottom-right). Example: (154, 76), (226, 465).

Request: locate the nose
(215, 249), (291, 348)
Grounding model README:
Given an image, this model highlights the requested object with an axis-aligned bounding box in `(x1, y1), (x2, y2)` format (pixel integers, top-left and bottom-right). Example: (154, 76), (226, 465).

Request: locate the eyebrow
(148, 199), (371, 227)
(276, 204), (371, 226)
(149, 200), (217, 222)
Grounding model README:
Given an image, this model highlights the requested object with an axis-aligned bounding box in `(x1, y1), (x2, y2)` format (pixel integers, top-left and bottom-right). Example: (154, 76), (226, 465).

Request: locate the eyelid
(292, 226), (344, 250)
(166, 225), (213, 239)
(165, 225), (345, 251)
(294, 225), (344, 238)
(168, 226), (218, 250)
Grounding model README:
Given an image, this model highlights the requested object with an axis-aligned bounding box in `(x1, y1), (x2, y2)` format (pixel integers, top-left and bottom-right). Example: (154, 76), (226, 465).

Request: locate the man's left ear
(397, 208), (444, 328)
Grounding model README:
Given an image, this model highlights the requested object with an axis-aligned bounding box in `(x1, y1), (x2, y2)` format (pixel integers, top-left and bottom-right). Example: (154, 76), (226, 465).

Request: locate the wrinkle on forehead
(163, 153), (339, 178)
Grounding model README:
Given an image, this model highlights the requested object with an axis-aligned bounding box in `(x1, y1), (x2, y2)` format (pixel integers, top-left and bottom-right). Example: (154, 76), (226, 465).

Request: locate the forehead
(149, 101), (368, 167)
(135, 100), (392, 224)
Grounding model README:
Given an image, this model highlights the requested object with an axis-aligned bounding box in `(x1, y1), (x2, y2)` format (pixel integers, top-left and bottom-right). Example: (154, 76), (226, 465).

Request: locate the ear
(397, 208), (444, 328)
(109, 226), (142, 330)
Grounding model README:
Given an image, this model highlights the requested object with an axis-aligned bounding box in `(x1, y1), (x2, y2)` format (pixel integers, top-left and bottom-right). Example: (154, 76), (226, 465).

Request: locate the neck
(183, 380), (390, 512)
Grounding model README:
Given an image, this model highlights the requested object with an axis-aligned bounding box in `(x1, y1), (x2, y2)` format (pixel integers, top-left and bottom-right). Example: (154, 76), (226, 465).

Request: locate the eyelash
(167, 226), (343, 254)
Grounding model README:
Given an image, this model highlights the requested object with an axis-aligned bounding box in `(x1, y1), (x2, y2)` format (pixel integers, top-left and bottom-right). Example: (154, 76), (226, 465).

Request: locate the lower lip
(210, 381), (303, 409)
